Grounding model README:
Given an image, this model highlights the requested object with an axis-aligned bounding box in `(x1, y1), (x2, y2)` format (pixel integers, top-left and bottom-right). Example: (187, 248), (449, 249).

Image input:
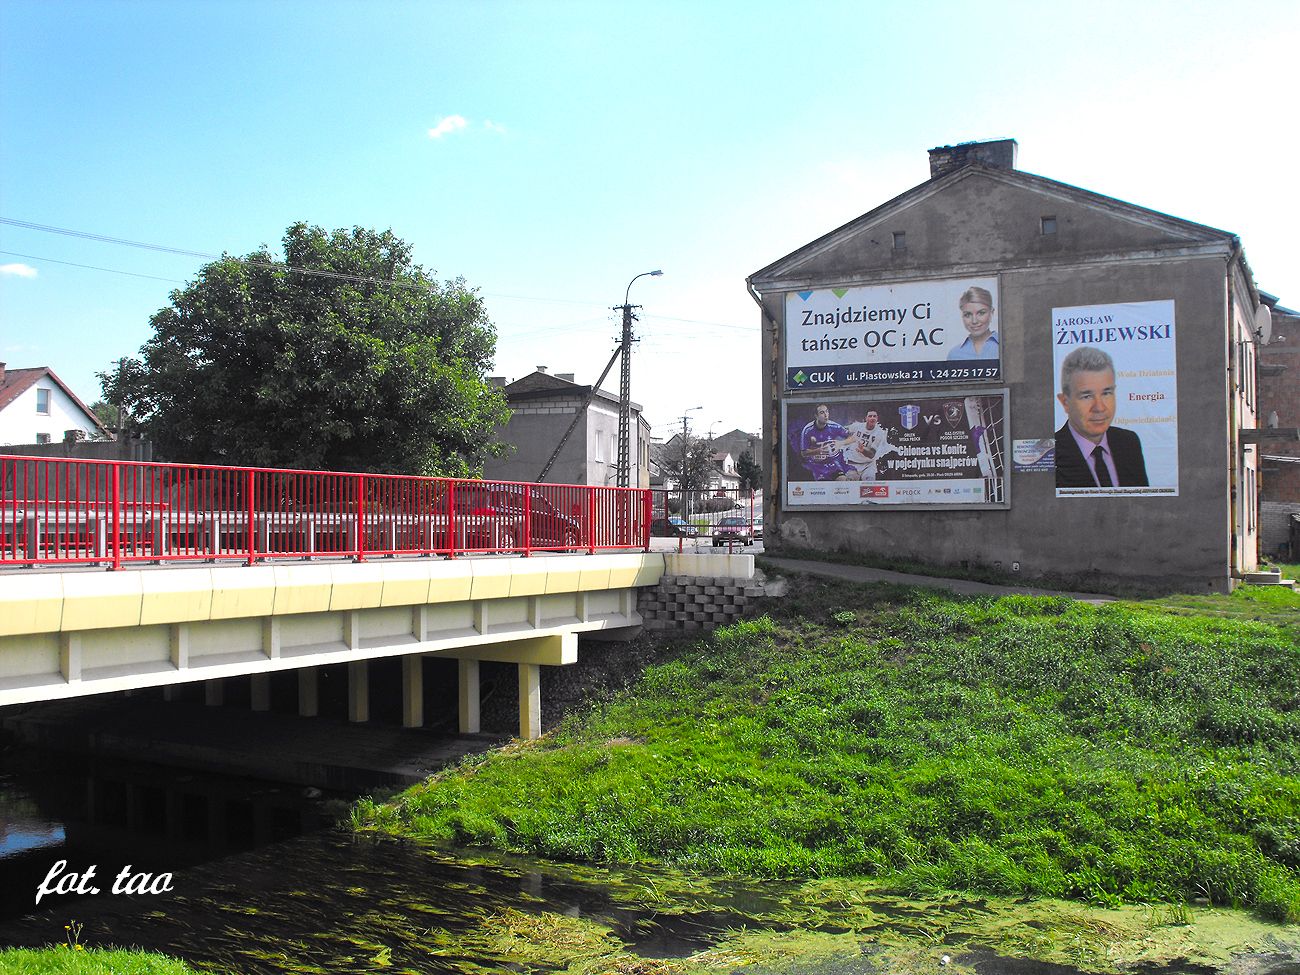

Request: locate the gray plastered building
(482, 369), (650, 488)
(748, 141), (1265, 593)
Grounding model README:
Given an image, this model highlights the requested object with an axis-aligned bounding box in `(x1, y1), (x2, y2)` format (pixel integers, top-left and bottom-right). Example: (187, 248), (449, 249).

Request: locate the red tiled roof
(0, 366), (109, 434)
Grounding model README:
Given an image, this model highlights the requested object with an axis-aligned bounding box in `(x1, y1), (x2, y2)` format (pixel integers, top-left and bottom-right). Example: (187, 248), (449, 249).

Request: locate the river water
(2, 735), (1298, 974)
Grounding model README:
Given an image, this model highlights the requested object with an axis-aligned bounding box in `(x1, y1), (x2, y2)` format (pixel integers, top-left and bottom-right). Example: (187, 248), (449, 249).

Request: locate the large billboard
(785, 277), (1000, 391)
(784, 393), (1007, 508)
(1051, 300), (1178, 497)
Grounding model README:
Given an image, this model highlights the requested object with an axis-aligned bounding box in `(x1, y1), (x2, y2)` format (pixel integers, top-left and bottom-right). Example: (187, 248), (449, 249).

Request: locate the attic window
(1040, 216), (1058, 235)
(36, 388), (50, 414)
(892, 231), (906, 250)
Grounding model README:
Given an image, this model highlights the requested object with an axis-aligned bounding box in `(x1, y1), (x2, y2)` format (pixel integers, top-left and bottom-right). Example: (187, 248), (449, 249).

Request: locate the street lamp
(615, 270), (663, 489)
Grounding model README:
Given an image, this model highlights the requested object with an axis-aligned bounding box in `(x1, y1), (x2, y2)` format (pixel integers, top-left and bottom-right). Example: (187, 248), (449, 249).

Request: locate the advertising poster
(784, 393), (1007, 507)
(785, 277), (1000, 391)
(1013, 438), (1056, 473)
(1051, 300), (1178, 497)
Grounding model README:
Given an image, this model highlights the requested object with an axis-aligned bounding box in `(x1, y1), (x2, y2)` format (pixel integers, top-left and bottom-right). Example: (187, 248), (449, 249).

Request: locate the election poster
(785, 277), (1000, 391)
(784, 393), (1007, 508)
(1051, 300), (1178, 497)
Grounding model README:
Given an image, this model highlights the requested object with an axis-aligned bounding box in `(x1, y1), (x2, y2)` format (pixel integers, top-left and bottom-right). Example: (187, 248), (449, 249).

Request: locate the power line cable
(0, 250), (186, 284)
(0, 217), (433, 292)
(2, 217), (760, 332)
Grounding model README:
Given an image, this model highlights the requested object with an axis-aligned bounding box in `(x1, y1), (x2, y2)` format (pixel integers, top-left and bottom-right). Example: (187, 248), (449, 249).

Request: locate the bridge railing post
(111, 462), (122, 571)
(523, 486), (531, 557)
(356, 473), (367, 563)
(246, 469), (256, 566)
(447, 480), (456, 559)
(642, 488), (651, 552)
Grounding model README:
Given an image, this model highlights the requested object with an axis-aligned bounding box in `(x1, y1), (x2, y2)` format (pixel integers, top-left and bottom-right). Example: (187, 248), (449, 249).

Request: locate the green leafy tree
(103, 223), (509, 475)
(736, 449), (763, 493)
(662, 434), (715, 493)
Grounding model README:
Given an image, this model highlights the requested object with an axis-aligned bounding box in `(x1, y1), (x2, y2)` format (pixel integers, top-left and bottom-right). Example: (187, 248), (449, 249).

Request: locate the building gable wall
(754, 165), (1247, 593)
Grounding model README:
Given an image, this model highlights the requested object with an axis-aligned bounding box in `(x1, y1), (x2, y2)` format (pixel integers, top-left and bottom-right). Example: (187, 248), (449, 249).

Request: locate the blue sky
(2, 0), (1297, 448)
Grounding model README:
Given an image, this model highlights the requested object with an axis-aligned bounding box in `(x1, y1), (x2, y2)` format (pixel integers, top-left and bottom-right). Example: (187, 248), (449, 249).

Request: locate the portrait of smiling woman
(947, 285), (999, 360)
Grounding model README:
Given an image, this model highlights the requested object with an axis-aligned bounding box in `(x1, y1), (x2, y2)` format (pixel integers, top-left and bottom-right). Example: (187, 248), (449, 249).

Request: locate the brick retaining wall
(638, 574), (765, 632)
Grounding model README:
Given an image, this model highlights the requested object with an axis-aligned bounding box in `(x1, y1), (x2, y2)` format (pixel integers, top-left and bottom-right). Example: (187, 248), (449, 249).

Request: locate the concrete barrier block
(209, 566), (278, 620)
(272, 564), (336, 616)
(469, 559), (514, 601)
(0, 573), (64, 636)
(426, 560), (474, 603)
(376, 561), (436, 607)
(328, 562), (390, 611)
(139, 567), (215, 625)
(507, 560), (548, 598)
(61, 570), (144, 631)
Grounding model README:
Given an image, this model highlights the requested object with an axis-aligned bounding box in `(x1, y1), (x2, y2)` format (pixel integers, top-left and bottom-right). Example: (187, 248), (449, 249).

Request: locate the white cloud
(483, 120), (507, 135)
(427, 115), (469, 139)
(0, 263), (37, 278)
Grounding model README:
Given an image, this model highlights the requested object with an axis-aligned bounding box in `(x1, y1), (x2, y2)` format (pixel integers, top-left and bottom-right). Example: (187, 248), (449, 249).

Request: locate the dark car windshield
(719, 517), (746, 526)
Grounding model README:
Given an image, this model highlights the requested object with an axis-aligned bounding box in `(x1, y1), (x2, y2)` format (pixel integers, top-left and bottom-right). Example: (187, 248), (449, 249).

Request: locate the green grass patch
(357, 576), (1300, 922)
(0, 948), (200, 974)
(1135, 579), (1299, 632)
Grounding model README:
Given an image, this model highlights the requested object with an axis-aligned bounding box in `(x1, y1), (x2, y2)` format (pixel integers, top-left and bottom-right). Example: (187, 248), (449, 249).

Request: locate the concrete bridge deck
(0, 550), (755, 740)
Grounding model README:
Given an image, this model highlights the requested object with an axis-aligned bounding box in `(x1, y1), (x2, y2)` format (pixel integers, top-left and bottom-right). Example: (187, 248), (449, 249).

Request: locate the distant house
(707, 450), (742, 493)
(652, 435), (755, 494)
(1258, 295), (1300, 557)
(482, 368), (651, 487)
(710, 429), (761, 468)
(0, 362), (108, 446)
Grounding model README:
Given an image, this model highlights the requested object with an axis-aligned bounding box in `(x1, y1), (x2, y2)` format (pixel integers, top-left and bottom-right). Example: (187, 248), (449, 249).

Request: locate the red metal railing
(0, 455), (652, 570)
(649, 488), (760, 551)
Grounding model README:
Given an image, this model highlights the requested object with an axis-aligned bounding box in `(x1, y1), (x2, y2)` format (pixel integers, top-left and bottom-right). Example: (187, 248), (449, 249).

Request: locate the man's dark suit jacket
(1054, 423), (1149, 488)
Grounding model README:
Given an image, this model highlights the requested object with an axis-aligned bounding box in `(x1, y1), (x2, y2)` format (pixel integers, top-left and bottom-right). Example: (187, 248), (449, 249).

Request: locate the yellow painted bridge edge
(0, 553), (671, 637)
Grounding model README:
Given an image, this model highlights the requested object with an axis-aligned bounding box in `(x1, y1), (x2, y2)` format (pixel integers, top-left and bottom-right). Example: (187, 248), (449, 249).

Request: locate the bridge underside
(0, 553), (673, 739)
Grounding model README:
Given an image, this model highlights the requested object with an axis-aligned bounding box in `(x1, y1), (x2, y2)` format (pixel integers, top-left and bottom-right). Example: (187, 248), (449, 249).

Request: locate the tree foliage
(661, 434), (716, 493)
(736, 449), (763, 493)
(104, 222), (509, 476)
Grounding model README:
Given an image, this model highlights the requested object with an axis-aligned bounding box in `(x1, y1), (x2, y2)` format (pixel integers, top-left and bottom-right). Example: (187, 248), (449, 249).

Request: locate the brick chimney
(928, 139), (1018, 179)
(0, 362), (6, 385)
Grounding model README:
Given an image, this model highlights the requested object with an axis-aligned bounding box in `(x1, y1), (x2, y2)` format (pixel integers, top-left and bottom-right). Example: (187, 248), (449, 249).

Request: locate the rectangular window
(36, 432), (51, 444)
(36, 388), (50, 414)
(892, 231), (906, 250)
(1040, 216), (1057, 235)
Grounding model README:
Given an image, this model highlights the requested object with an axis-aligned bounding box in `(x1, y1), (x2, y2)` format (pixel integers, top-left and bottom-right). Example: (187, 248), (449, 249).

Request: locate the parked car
(753, 516), (764, 541)
(454, 483), (582, 551)
(713, 515), (753, 547)
(650, 516), (699, 538)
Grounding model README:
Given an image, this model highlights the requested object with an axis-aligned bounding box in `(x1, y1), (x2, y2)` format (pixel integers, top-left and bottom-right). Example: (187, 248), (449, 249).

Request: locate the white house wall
(0, 381), (99, 446)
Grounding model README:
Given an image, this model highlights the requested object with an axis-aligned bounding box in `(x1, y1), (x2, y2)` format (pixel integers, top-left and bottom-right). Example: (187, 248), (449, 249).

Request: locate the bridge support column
(518, 663), (541, 740)
(348, 661), (369, 723)
(250, 675), (271, 712)
(205, 680), (224, 706)
(298, 668), (318, 717)
(207, 796), (225, 846)
(458, 659), (480, 734)
(402, 655), (423, 729)
(165, 790), (184, 841)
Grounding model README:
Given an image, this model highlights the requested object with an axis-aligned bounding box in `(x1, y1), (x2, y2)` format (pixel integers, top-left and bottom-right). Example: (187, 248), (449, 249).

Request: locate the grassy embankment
(0, 949), (198, 974)
(355, 574), (1300, 922)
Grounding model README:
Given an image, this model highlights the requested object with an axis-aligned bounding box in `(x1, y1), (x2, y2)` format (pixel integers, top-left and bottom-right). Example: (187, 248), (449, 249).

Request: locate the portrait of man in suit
(1055, 346), (1148, 489)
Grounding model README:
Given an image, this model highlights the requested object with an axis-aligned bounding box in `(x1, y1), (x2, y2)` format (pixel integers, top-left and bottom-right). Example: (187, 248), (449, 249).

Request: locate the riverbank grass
(356, 576), (1300, 922)
(0, 948), (198, 974)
